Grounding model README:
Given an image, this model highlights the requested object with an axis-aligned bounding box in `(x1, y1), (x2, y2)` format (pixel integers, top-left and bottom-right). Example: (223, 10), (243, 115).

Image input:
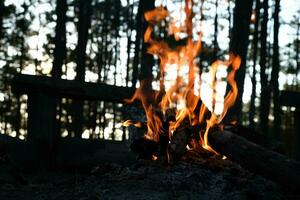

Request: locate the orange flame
(125, 1), (241, 154)
(123, 120), (143, 128)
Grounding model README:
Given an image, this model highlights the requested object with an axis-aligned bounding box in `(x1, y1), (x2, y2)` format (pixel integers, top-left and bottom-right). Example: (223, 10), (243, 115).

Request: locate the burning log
(129, 125), (300, 192)
(126, 2), (300, 193)
(208, 130), (300, 192)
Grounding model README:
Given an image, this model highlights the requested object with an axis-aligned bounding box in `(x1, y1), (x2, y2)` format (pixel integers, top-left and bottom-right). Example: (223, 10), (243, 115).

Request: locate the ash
(0, 153), (288, 200)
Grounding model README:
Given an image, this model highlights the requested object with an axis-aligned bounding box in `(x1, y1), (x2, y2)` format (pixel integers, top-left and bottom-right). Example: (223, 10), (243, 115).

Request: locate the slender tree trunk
(227, 0), (231, 40)
(271, 0), (281, 135)
(126, 4), (133, 86)
(0, 0), (4, 39)
(226, 0), (254, 122)
(15, 37), (24, 136)
(75, 0), (92, 82)
(259, 0), (270, 133)
(15, 95), (21, 137)
(212, 0), (219, 61)
(50, 0), (67, 141)
(249, 0), (261, 129)
(96, 21), (104, 138)
(73, 0), (92, 138)
(139, 0), (155, 81)
(132, 0), (155, 87)
(296, 18), (300, 88)
(16, 4), (28, 137)
(198, 0), (205, 70)
(51, 0), (67, 78)
(132, 1), (143, 87)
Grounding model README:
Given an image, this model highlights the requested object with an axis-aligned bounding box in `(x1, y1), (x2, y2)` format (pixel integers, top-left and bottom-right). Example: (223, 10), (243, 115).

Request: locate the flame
(125, 1), (241, 154)
(123, 120), (143, 128)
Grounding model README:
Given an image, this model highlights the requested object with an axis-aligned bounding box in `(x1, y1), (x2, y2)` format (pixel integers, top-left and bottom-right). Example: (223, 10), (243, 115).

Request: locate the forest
(1, 0), (298, 154)
(0, 0), (300, 198)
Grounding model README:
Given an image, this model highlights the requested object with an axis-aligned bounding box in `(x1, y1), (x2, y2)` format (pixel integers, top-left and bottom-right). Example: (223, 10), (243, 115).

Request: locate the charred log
(208, 130), (300, 192)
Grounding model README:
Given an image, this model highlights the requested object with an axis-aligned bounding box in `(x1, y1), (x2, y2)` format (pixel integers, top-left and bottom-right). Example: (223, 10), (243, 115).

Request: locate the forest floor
(1, 149), (298, 200)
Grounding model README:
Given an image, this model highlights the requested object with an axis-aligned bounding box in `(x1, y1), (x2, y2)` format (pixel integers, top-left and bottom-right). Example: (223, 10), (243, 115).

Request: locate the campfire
(124, 1), (240, 160)
(123, 1), (300, 192)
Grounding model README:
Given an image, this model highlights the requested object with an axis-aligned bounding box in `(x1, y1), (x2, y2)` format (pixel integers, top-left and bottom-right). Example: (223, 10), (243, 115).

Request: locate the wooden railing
(5, 74), (136, 169)
(4, 74), (300, 168)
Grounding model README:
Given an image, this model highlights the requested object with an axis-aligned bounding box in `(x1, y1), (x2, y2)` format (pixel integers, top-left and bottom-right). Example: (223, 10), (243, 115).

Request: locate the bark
(126, 5), (134, 86)
(249, 0), (261, 129)
(226, 0), (254, 122)
(51, 0), (67, 78)
(15, 36), (24, 136)
(198, 0), (205, 69)
(132, 1), (142, 87)
(271, 0), (281, 135)
(0, 0), (4, 39)
(75, 0), (92, 82)
(208, 130), (300, 192)
(132, 0), (155, 87)
(0, 0), (4, 130)
(212, 0), (219, 61)
(227, 0), (231, 40)
(73, 0), (92, 137)
(296, 17), (300, 88)
(15, 3), (28, 137)
(51, 0), (68, 141)
(259, 0), (270, 133)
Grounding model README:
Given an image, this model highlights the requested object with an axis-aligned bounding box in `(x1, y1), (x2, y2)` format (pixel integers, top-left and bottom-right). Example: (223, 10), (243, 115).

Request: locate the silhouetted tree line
(0, 0), (299, 147)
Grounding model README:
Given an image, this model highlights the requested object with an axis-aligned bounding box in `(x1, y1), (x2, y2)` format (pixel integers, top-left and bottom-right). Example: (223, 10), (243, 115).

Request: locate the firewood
(130, 137), (159, 160)
(169, 124), (189, 160)
(208, 130), (300, 192)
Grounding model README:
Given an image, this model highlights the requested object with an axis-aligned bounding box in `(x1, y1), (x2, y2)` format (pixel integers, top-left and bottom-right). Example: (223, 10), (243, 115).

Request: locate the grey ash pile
(0, 149), (287, 200)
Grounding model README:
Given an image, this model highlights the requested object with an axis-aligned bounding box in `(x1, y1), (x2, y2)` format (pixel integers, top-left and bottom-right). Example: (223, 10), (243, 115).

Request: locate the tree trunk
(271, 0), (281, 135)
(296, 16), (300, 88)
(227, 0), (231, 40)
(51, 0), (67, 78)
(16, 3), (28, 137)
(198, 0), (205, 70)
(226, 0), (254, 122)
(259, 0), (270, 133)
(0, 0), (4, 39)
(73, 0), (92, 138)
(50, 0), (68, 142)
(132, 0), (155, 87)
(75, 0), (92, 82)
(249, 0), (261, 129)
(212, 0), (219, 61)
(126, 4), (134, 86)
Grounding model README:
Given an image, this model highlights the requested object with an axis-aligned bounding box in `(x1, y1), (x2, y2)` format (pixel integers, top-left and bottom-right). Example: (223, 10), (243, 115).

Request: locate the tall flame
(125, 1), (241, 154)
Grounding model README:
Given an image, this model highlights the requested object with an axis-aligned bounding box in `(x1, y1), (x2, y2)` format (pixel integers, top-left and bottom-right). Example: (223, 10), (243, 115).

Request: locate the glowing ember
(125, 1), (241, 155)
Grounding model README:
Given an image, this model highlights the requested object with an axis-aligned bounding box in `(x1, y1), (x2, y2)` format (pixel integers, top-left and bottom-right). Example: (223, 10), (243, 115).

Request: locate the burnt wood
(11, 74), (135, 103)
(208, 130), (300, 191)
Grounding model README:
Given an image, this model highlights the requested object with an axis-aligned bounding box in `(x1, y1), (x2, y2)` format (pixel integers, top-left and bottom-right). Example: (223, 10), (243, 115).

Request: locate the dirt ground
(1, 150), (295, 200)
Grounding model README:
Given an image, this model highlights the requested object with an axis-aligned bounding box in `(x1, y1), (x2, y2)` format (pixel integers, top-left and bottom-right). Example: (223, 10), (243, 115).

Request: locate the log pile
(129, 125), (300, 192)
